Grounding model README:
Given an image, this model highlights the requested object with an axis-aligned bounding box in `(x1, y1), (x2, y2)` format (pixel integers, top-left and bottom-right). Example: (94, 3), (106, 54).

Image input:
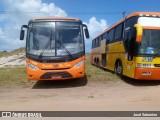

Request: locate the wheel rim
(116, 61), (122, 75)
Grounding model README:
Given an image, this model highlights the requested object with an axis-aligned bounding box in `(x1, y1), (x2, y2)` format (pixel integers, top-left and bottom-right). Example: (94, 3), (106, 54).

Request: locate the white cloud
(0, 0), (107, 53)
(84, 17), (107, 39)
(0, 28), (3, 36)
(0, 0), (67, 50)
(84, 17), (108, 52)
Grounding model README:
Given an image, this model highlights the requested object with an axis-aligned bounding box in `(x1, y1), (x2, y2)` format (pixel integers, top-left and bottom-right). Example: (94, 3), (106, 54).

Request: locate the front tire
(114, 61), (123, 77)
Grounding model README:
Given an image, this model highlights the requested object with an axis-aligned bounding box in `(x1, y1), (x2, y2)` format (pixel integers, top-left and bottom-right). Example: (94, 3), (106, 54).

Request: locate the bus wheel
(115, 61), (123, 77)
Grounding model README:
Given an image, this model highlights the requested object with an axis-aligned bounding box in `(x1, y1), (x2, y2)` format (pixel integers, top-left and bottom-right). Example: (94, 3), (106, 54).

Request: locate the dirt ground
(1, 77), (160, 112)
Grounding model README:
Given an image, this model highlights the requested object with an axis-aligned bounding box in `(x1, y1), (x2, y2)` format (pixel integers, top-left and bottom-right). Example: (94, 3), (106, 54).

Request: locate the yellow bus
(91, 12), (160, 80)
(20, 17), (89, 80)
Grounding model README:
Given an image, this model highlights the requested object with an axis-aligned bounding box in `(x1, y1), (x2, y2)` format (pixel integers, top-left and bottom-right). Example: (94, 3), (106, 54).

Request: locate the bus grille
(36, 59), (66, 63)
(40, 72), (73, 79)
(30, 56), (80, 63)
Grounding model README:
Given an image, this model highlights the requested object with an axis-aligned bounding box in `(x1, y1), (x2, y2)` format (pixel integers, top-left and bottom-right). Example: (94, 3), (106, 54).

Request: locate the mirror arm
(82, 24), (90, 38)
(82, 24), (87, 29)
(21, 25), (28, 31)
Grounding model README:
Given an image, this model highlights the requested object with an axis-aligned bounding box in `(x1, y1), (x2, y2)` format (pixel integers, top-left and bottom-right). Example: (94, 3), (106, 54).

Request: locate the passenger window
(97, 38), (100, 46)
(107, 28), (115, 42)
(103, 33), (107, 40)
(115, 23), (123, 40)
(92, 40), (94, 48)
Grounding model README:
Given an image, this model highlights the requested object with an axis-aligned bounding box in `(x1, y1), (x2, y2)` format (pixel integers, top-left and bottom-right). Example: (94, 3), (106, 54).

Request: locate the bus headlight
(73, 60), (84, 68)
(27, 62), (39, 70)
(136, 63), (154, 68)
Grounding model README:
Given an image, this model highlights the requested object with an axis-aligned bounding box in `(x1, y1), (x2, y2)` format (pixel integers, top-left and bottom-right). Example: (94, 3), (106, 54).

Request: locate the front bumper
(26, 64), (85, 80)
(134, 68), (160, 80)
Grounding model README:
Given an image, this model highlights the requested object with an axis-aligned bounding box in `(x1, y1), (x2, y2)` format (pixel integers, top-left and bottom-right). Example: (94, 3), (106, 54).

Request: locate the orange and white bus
(91, 12), (160, 80)
(20, 17), (89, 80)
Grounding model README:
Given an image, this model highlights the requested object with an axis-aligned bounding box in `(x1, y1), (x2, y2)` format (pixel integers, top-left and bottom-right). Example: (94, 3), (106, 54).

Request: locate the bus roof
(31, 16), (80, 21)
(94, 12), (160, 40)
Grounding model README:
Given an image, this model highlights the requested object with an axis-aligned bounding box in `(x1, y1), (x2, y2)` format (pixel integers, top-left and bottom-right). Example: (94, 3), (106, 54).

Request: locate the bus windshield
(27, 22), (84, 57)
(137, 29), (160, 56)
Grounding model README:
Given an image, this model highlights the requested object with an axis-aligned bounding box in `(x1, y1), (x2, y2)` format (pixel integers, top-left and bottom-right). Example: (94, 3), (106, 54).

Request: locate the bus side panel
(106, 53), (115, 71)
(91, 39), (106, 66)
(122, 56), (136, 78)
(106, 41), (125, 71)
(100, 40), (106, 54)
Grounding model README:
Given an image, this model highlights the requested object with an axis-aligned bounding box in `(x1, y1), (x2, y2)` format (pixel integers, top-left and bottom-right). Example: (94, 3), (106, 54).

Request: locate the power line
(0, 11), (46, 14)
(0, 10), (122, 15)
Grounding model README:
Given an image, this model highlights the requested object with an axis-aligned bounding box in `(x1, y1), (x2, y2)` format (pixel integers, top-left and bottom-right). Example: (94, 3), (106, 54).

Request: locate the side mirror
(20, 25), (28, 40)
(84, 28), (90, 38)
(83, 24), (90, 39)
(20, 30), (25, 40)
(134, 24), (143, 43)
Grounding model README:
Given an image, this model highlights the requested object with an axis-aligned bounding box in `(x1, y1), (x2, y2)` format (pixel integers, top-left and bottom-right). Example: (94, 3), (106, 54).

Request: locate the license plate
(51, 76), (62, 79)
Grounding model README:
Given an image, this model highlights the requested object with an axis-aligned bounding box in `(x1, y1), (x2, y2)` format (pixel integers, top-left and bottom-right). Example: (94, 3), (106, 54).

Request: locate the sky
(0, 0), (160, 52)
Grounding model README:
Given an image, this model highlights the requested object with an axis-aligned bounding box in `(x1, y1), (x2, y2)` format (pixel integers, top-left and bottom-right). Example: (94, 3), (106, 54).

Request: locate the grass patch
(0, 67), (35, 88)
(85, 53), (120, 82)
(0, 53), (120, 88)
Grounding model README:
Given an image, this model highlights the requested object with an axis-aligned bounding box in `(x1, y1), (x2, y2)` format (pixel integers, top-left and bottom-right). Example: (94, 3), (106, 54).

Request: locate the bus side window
(95, 38), (98, 47)
(92, 40), (94, 48)
(107, 28), (115, 43)
(93, 39), (95, 48)
(124, 27), (130, 51)
(97, 37), (100, 47)
(106, 32), (110, 42)
(97, 38), (99, 47)
(115, 23), (123, 41)
(99, 36), (103, 46)
(103, 33), (106, 40)
(106, 32), (109, 44)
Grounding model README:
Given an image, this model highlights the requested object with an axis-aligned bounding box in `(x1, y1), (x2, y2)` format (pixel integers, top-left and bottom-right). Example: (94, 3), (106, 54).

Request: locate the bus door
(123, 26), (136, 78)
(102, 54), (106, 68)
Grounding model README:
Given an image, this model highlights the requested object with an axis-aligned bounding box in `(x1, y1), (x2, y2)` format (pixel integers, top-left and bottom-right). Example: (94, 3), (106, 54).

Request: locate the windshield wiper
(39, 32), (52, 58)
(56, 40), (73, 59)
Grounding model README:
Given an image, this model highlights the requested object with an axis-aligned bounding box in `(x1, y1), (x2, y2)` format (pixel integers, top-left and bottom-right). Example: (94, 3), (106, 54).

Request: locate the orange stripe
(134, 68), (160, 80)
(143, 26), (160, 30)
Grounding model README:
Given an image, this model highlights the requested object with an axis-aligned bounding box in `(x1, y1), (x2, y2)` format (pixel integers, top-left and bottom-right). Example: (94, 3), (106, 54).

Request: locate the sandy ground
(1, 79), (160, 120)
(0, 53), (25, 68)
(0, 78), (160, 120)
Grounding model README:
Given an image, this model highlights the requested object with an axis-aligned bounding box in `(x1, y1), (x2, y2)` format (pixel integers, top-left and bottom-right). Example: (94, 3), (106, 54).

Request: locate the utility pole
(122, 11), (126, 18)
(122, 11), (126, 38)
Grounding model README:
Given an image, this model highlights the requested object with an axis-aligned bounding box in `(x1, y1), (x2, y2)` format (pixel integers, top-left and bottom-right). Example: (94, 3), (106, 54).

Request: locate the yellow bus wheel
(114, 60), (123, 77)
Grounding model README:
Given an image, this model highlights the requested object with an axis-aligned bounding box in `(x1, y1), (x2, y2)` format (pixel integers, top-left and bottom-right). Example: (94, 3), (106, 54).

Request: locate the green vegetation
(85, 54), (120, 82)
(0, 51), (120, 88)
(0, 67), (36, 88)
(0, 48), (25, 58)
